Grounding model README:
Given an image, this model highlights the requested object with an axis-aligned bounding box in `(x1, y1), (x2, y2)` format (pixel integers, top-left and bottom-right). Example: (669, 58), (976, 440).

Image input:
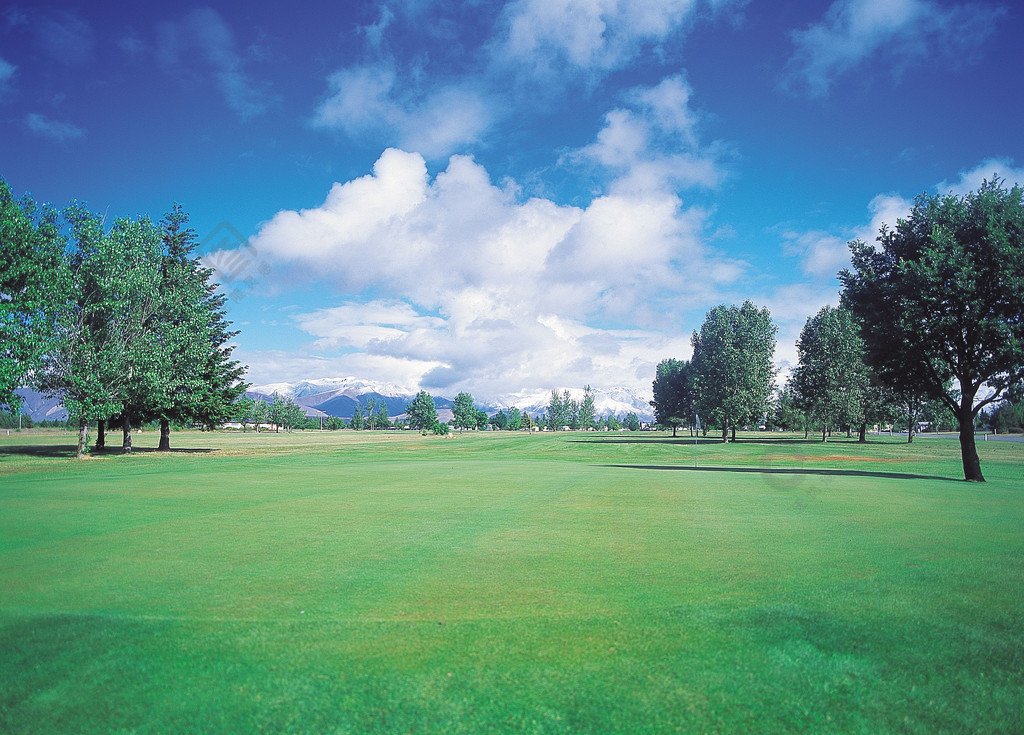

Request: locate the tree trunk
(122, 414), (132, 454)
(158, 418), (171, 451)
(77, 419), (88, 459)
(672, 425), (678, 437)
(721, 425), (729, 443)
(822, 422), (827, 443)
(731, 426), (737, 442)
(907, 414), (914, 444)
(95, 419), (105, 450)
(858, 422), (867, 443)
(958, 402), (984, 482)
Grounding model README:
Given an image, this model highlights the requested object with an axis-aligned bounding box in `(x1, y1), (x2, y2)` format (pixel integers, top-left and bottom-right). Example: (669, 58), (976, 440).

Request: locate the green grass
(1, 429), (1022, 733)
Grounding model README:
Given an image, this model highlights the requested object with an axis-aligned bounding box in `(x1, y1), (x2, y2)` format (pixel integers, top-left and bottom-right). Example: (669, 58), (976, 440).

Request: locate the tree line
(649, 178), (1024, 482)
(0, 180), (246, 457)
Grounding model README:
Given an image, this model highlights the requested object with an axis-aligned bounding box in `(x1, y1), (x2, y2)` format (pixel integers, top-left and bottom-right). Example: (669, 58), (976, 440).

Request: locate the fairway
(1, 430), (1022, 733)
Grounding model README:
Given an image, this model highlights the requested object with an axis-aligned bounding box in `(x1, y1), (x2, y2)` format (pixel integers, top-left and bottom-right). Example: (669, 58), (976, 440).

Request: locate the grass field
(1, 429), (1022, 733)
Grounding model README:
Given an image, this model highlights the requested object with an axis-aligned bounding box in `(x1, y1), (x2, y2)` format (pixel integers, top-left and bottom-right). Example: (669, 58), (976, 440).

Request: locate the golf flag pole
(694, 413), (701, 468)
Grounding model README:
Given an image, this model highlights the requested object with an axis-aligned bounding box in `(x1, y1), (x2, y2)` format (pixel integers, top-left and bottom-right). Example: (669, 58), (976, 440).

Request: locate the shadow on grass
(572, 436), (896, 446)
(601, 464), (957, 482)
(0, 445), (217, 459)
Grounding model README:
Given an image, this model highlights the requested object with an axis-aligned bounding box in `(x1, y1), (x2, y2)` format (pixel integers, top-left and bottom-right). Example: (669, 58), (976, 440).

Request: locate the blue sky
(2, 0), (1022, 402)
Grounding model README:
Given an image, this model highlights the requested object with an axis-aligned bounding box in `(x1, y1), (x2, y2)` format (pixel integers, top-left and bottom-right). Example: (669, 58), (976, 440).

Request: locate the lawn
(1, 429), (1022, 733)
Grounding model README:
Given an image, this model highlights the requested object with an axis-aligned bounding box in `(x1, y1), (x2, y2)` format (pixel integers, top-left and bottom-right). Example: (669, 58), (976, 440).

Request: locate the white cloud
(312, 63), (491, 159)
(574, 75), (724, 196)
(244, 132), (739, 400)
(157, 8), (272, 118)
(24, 113), (84, 142)
(498, 0), (738, 75)
(939, 157), (1024, 196)
(786, 0), (1004, 97)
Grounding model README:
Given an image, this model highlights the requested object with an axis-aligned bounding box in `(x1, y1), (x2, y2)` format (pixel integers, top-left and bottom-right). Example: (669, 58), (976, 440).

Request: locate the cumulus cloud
(312, 62), (492, 159)
(786, 0), (1005, 97)
(157, 7), (272, 118)
(244, 131), (736, 399)
(24, 113), (84, 142)
(574, 75), (724, 196)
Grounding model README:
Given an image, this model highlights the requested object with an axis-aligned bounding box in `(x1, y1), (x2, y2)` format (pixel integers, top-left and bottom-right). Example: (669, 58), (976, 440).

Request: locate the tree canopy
(840, 177), (1024, 481)
(691, 301), (777, 442)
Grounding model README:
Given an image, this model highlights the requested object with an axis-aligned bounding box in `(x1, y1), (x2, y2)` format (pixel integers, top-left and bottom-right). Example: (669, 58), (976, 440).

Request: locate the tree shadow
(572, 436), (897, 446)
(0, 445), (217, 459)
(600, 464), (957, 482)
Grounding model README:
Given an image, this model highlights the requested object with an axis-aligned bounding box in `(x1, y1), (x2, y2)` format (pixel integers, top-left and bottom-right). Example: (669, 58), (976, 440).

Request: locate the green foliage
(650, 359), (695, 435)
(451, 392), (477, 432)
(841, 177), (1024, 480)
(405, 390), (438, 431)
(691, 301), (777, 441)
(0, 181), (64, 413)
(623, 412), (640, 431)
(790, 306), (868, 441)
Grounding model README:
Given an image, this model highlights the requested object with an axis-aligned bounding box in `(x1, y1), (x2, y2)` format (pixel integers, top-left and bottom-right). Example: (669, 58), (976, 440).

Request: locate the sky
(2, 0), (1022, 403)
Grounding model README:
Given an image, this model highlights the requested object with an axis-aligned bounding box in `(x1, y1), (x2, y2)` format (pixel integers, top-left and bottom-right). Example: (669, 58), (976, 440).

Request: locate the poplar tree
(691, 301), (777, 442)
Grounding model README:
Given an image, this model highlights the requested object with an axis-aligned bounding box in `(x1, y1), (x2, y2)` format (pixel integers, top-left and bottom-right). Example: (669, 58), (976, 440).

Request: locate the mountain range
(249, 377), (655, 421)
(11, 378), (655, 423)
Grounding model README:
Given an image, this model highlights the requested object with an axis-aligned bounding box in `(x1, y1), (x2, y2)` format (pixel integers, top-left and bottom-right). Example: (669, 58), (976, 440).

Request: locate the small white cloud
(24, 113), (84, 142)
(785, 0), (1004, 97)
(312, 63), (492, 159)
(498, 0), (740, 76)
(157, 8), (272, 118)
(939, 158), (1024, 196)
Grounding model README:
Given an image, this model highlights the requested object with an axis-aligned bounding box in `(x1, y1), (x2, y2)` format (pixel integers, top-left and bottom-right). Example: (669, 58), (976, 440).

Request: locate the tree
(350, 402), (366, 430)
(38, 204), (137, 458)
(507, 407), (522, 431)
(406, 390), (438, 431)
(0, 181), (64, 414)
(691, 301), (777, 442)
(547, 389), (566, 430)
(789, 306), (868, 442)
(490, 410), (508, 430)
(650, 359), (695, 436)
(623, 412), (641, 431)
(452, 392), (477, 432)
(579, 385), (597, 431)
(840, 178), (1024, 481)
(151, 205), (246, 447)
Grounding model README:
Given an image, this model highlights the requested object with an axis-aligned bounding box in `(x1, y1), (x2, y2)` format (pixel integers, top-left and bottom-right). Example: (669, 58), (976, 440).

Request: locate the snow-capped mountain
(251, 377), (410, 400)
(251, 379), (655, 421)
(498, 386), (654, 421)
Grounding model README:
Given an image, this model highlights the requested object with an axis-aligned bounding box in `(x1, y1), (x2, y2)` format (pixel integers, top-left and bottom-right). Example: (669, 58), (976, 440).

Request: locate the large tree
(691, 301), (777, 442)
(650, 359), (695, 437)
(840, 178), (1024, 481)
(790, 305), (868, 442)
(0, 182), (64, 413)
(451, 392), (477, 432)
(150, 205), (246, 448)
(406, 390), (439, 431)
(38, 205), (143, 458)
